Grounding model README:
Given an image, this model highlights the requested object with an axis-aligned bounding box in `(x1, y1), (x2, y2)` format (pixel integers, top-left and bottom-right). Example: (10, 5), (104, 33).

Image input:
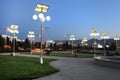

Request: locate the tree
(61, 41), (69, 50)
(49, 43), (53, 49)
(7, 37), (11, 46)
(53, 43), (58, 51)
(109, 42), (116, 50)
(0, 35), (5, 52)
(77, 44), (80, 49)
(34, 42), (40, 48)
(23, 38), (30, 51)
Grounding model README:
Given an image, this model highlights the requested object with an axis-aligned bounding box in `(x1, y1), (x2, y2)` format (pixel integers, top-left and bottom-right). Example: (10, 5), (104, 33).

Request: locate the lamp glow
(46, 16), (51, 21)
(33, 15), (38, 20)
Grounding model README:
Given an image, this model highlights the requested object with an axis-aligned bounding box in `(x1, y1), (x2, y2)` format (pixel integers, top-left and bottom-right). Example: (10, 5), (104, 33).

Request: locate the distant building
(46, 40), (55, 47)
(98, 44), (103, 48)
(2, 34), (24, 42)
(56, 41), (64, 46)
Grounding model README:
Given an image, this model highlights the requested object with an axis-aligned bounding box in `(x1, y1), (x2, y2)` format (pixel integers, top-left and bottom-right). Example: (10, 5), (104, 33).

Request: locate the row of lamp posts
(3, 3), (120, 64)
(65, 29), (117, 57)
(4, 4), (51, 64)
(3, 4), (50, 65)
(90, 28), (120, 57)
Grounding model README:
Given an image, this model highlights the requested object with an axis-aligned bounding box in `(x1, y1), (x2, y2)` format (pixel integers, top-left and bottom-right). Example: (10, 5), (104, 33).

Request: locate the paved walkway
(1, 53), (120, 80)
(35, 57), (120, 80)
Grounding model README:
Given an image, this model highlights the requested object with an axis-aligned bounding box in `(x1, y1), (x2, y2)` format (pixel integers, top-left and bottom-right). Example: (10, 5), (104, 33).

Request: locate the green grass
(0, 55), (59, 80)
(50, 53), (95, 58)
(20, 52), (104, 58)
(50, 53), (105, 58)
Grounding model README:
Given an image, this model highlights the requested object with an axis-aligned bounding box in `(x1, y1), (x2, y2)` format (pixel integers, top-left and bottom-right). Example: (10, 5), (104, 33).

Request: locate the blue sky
(0, 0), (120, 41)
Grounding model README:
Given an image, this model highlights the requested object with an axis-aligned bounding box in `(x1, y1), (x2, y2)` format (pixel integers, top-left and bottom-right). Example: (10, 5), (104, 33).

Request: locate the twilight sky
(0, 0), (120, 41)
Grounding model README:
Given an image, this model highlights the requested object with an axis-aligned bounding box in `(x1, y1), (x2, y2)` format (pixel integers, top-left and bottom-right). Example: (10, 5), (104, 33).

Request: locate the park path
(34, 56), (120, 80)
(1, 53), (120, 80)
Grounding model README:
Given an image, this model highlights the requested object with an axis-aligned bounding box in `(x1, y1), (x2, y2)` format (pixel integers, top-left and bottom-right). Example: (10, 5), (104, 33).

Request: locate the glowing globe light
(33, 14), (38, 20)
(46, 16), (51, 21)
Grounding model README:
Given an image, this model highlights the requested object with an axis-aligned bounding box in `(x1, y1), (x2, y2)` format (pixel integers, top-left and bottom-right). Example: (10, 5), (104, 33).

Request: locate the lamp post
(101, 32), (109, 56)
(82, 37), (88, 44)
(28, 31), (35, 54)
(4, 27), (10, 45)
(9, 25), (19, 56)
(114, 35), (119, 52)
(70, 35), (76, 54)
(90, 28), (99, 57)
(44, 27), (49, 48)
(33, 4), (50, 64)
(81, 37), (88, 51)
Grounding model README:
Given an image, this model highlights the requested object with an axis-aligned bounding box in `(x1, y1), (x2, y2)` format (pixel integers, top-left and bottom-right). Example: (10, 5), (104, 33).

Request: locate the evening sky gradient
(0, 0), (120, 41)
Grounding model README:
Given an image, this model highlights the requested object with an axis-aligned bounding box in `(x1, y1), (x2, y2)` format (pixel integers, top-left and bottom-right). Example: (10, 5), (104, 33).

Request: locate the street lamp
(101, 32), (109, 56)
(114, 35), (119, 52)
(33, 4), (50, 64)
(90, 28), (99, 57)
(44, 27), (49, 48)
(70, 35), (76, 54)
(4, 27), (10, 45)
(28, 31), (35, 54)
(82, 37), (88, 44)
(9, 25), (19, 56)
(81, 37), (88, 51)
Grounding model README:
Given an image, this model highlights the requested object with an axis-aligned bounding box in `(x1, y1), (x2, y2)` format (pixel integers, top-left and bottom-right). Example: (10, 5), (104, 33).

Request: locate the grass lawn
(20, 52), (104, 58)
(21, 52), (95, 58)
(0, 55), (59, 80)
(21, 52), (104, 58)
(51, 53), (95, 58)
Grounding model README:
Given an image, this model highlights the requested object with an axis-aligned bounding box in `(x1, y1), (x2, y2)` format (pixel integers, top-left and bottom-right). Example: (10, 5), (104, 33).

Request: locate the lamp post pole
(33, 4), (50, 64)
(28, 31), (35, 54)
(103, 38), (105, 55)
(72, 39), (73, 54)
(10, 25), (19, 56)
(4, 27), (10, 45)
(40, 18), (43, 64)
(90, 28), (99, 57)
(44, 27), (49, 48)
(70, 35), (75, 54)
(13, 31), (15, 55)
(114, 35), (119, 52)
(40, 18), (43, 52)
(81, 37), (88, 51)
(101, 32), (109, 56)
(93, 36), (96, 57)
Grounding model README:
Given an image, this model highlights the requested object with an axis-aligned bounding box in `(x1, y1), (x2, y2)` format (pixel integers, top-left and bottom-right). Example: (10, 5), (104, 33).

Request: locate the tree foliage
(109, 42), (116, 50)
(23, 38), (30, 50)
(0, 35), (5, 52)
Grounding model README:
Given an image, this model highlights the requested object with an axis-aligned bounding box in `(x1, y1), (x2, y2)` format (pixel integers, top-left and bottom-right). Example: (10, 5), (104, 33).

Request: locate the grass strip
(0, 55), (59, 80)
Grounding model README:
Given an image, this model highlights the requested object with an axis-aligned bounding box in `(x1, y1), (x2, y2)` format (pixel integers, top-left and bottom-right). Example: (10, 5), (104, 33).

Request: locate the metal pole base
(94, 53), (96, 58)
(11, 53), (15, 56)
(72, 51), (73, 54)
(31, 52), (32, 55)
(104, 53), (106, 56)
(40, 56), (43, 64)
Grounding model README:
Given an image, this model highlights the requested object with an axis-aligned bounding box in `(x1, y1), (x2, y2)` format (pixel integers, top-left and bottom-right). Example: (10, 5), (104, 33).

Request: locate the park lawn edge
(0, 55), (59, 80)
